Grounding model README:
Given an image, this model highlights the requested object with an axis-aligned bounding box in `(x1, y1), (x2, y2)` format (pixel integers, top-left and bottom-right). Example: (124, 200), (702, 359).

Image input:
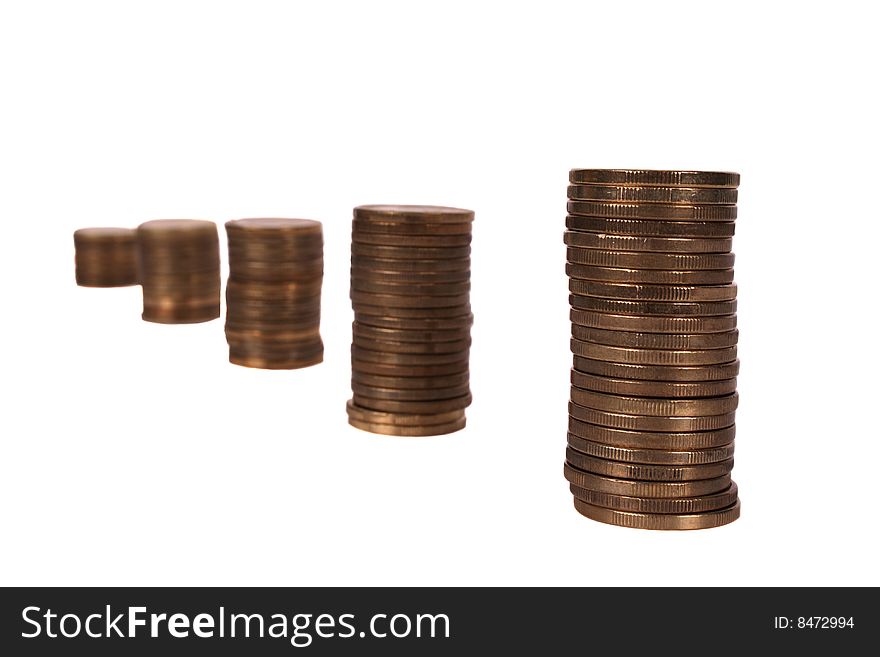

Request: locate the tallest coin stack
(563, 169), (741, 530)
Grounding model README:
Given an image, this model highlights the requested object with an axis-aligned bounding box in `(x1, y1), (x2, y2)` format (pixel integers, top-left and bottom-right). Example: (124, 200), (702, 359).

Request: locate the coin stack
(137, 219), (221, 324)
(563, 169), (741, 530)
(73, 227), (138, 287)
(348, 205), (473, 436)
(224, 218), (324, 369)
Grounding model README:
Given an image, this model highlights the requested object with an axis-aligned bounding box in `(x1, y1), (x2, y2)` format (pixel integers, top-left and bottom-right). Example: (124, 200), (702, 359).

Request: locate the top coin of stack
(224, 218), (324, 369)
(563, 169), (741, 530)
(73, 227), (138, 287)
(348, 205), (474, 436)
(136, 219), (221, 324)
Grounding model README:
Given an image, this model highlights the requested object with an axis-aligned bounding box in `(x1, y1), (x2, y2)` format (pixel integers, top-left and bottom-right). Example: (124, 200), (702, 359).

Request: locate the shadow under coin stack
(348, 205), (474, 436)
(73, 228), (138, 287)
(137, 220), (220, 324)
(224, 219), (324, 369)
(563, 169), (741, 530)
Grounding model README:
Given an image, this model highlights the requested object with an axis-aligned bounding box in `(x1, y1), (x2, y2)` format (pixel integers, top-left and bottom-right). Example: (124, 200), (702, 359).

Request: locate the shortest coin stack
(73, 228), (138, 287)
(348, 205), (473, 436)
(225, 218), (324, 369)
(137, 219), (220, 324)
(563, 169), (741, 530)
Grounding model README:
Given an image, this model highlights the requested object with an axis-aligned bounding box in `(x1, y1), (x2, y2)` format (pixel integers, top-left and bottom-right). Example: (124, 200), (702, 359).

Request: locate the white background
(1, 0), (878, 586)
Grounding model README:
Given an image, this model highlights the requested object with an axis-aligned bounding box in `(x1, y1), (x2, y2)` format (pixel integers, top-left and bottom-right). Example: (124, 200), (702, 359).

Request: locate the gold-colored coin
(570, 483), (739, 514)
(567, 247), (734, 270)
(570, 309), (737, 333)
(571, 389), (739, 417)
(351, 290), (470, 309)
(570, 340), (738, 366)
(570, 369), (737, 398)
(572, 326), (738, 350)
(351, 382), (471, 402)
(572, 498), (740, 530)
(570, 295), (737, 317)
(570, 280), (737, 302)
(353, 204), (474, 225)
(566, 215), (735, 237)
(563, 463), (732, 497)
(565, 448), (734, 481)
(564, 231), (732, 254)
(568, 200), (737, 221)
(345, 399), (466, 427)
(351, 243), (471, 260)
(568, 169), (740, 188)
(573, 355), (740, 381)
(569, 401), (735, 432)
(565, 264), (735, 285)
(567, 434), (735, 465)
(351, 393), (472, 414)
(568, 417), (736, 450)
(568, 185), (737, 205)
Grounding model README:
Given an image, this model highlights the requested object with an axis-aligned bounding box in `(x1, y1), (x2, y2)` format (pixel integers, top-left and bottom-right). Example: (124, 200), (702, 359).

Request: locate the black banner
(0, 587), (870, 654)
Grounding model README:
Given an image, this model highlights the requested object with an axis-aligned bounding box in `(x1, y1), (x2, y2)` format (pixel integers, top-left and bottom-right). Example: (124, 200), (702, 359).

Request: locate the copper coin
(352, 322), (471, 343)
(352, 218), (472, 235)
(567, 185), (737, 205)
(352, 232), (472, 247)
(570, 309), (737, 333)
(351, 243), (471, 260)
(351, 382), (471, 401)
(73, 228), (138, 287)
(352, 393), (472, 414)
(227, 334), (323, 351)
(226, 305), (322, 323)
(568, 169), (740, 188)
(351, 267), (470, 284)
(230, 351), (324, 370)
(351, 255), (471, 272)
(226, 279), (323, 301)
(564, 231), (732, 254)
(353, 303), (472, 320)
(569, 402), (736, 432)
(226, 216), (322, 235)
(353, 205), (474, 224)
(351, 358), (469, 378)
(352, 346), (469, 365)
(573, 356), (740, 382)
(351, 279), (471, 296)
(225, 326), (321, 343)
(345, 400), (466, 427)
(567, 247), (734, 270)
(565, 448), (734, 481)
(572, 326), (738, 350)
(568, 200), (737, 221)
(351, 291), (470, 309)
(352, 336), (471, 355)
(354, 311), (473, 330)
(570, 295), (737, 317)
(570, 340), (738, 365)
(568, 417), (735, 450)
(353, 370), (469, 389)
(563, 463), (732, 497)
(567, 434), (735, 465)
(570, 281), (737, 302)
(570, 369), (737, 398)
(348, 415), (467, 436)
(570, 483), (739, 515)
(142, 303), (220, 324)
(566, 215), (735, 238)
(226, 313), (322, 330)
(565, 263), (734, 285)
(142, 291), (220, 306)
(571, 389), (739, 417)
(137, 219), (218, 241)
(572, 497), (740, 530)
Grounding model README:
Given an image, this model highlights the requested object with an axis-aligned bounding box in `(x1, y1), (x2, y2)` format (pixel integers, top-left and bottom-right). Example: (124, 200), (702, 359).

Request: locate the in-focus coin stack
(224, 218), (324, 369)
(563, 169), (741, 530)
(136, 219), (221, 324)
(348, 205), (473, 436)
(73, 227), (138, 287)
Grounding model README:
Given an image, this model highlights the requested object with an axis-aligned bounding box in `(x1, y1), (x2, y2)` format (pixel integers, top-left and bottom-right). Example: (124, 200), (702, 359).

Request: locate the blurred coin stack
(73, 227), (138, 287)
(224, 218), (324, 369)
(563, 169), (741, 530)
(137, 220), (220, 324)
(348, 205), (473, 436)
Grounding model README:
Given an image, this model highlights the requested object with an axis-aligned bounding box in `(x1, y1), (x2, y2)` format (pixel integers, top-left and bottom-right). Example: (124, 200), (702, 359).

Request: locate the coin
(571, 389), (739, 417)
(570, 295), (737, 317)
(565, 448), (735, 481)
(569, 402), (736, 432)
(352, 336), (471, 355)
(351, 255), (471, 272)
(347, 415), (467, 436)
(352, 358), (469, 377)
(570, 281), (737, 302)
(351, 267), (471, 284)
(567, 434), (735, 465)
(567, 247), (734, 270)
(351, 393), (472, 414)
(564, 231), (732, 254)
(572, 498), (740, 530)
(566, 264), (735, 285)
(351, 291), (471, 309)
(226, 279), (323, 300)
(73, 227), (138, 287)
(351, 382), (471, 401)
(142, 302), (221, 324)
(568, 185), (737, 205)
(352, 219), (473, 235)
(352, 322), (471, 343)
(352, 371), (470, 390)
(570, 483), (739, 514)
(229, 351), (324, 370)
(573, 356), (741, 381)
(355, 303), (473, 319)
(354, 205), (474, 225)
(572, 326), (738, 350)
(345, 399), (466, 425)
(570, 340), (738, 365)
(352, 232), (472, 247)
(225, 325), (321, 343)
(352, 346), (470, 365)
(566, 215), (735, 238)
(570, 370), (737, 399)
(570, 309), (737, 333)
(351, 243), (471, 260)
(568, 169), (740, 188)
(568, 417), (736, 450)
(354, 312), (474, 331)
(563, 463), (732, 497)
(351, 279), (471, 296)
(568, 200), (737, 221)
